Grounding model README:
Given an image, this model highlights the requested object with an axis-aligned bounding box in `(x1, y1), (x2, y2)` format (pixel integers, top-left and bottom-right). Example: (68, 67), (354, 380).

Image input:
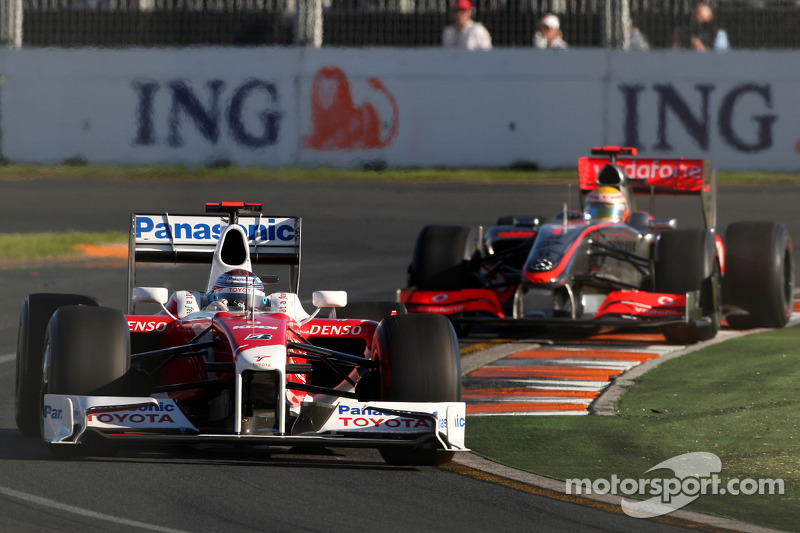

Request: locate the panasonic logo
(135, 216), (295, 243)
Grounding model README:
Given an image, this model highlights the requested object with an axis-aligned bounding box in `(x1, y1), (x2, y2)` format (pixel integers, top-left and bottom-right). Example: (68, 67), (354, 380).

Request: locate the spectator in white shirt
(442, 0), (492, 51)
(534, 13), (568, 49)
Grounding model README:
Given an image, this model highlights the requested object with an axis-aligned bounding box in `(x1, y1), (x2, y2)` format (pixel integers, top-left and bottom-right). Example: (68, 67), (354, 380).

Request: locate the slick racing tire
(408, 225), (478, 290)
(373, 314), (461, 466)
(331, 301), (407, 321)
(723, 221), (794, 329)
(655, 229), (720, 344)
(43, 305), (131, 456)
(15, 293), (97, 437)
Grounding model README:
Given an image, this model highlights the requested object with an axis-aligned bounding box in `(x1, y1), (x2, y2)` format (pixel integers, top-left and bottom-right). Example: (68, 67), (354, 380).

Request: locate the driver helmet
(207, 269), (268, 310)
(584, 186), (629, 222)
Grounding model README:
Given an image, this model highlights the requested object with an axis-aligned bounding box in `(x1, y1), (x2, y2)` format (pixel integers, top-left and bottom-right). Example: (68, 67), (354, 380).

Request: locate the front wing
(42, 395), (468, 452)
(401, 288), (707, 330)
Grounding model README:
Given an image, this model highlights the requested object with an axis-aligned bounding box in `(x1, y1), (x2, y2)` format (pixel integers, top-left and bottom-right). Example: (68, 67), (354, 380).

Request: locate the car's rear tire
(655, 229), (720, 344)
(723, 221), (794, 329)
(331, 301), (407, 321)
(373, 314), (461, 466)
(43, 305), (130, 456)
(15, 293), (97, 437)
(408, 225), (478, 290)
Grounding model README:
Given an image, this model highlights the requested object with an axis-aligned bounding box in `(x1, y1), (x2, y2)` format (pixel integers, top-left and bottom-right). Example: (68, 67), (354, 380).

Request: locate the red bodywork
(399, 147), (722, 328)
(126, 312), (377, 407)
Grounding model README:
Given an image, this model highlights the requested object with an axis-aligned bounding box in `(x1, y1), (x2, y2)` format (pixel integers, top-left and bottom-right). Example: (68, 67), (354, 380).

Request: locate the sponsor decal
(87, 402), (178, 426)
(657, 296), (675, 306)
(182, 292), (197, 316)
(89, 412), (176, 424)
(307, 324), (363, 336)
(127, 319), (170, 332)
(245, 333), (273, 340)
(620, 83), (777, 153)
(431, 293), (449, 303)
(42, 405), (63, 420)
(273, 292), (290, 314)
(411, 304), (466, 314)
(496, 231), (537, 239)
(336, 405), (431, 429)
(233, 325), (278, 330)
(132, 78), (283, 149)
(135, 215), (295, 244)
(302, 66), (398, 151)
(251, 355), (278, 368)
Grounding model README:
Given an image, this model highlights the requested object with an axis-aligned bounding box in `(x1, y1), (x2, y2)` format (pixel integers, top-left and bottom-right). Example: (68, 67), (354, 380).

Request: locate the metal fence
(3, 0), (800, 48)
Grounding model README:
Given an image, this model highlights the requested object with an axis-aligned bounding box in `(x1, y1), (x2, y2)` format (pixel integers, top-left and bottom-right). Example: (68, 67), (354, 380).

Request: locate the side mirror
(132, 287), (169, 306)
(312, 291), (347, 308)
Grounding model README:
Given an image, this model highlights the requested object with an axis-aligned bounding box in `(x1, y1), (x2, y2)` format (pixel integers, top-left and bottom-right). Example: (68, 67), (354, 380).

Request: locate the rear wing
(578, 153), (709, 195)
(577, 147), (716, 231)
(130, 213), (301, 264)
(127, 210), (302, 309)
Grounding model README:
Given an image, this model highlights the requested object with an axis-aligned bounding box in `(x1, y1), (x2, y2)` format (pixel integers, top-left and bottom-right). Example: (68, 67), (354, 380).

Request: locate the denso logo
(135, 216), (294, 243)
(128, 320), (169, 332)
(308, 324), (363, 336)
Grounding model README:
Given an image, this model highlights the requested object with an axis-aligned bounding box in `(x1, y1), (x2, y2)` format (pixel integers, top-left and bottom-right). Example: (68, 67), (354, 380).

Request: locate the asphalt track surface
(1, 177), (798, 532)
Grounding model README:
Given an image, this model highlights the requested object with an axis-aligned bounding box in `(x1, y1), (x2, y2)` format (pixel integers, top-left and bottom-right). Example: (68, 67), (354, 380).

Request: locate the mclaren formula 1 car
(16, 202), (465, 465)
(399, 147), (794, 344)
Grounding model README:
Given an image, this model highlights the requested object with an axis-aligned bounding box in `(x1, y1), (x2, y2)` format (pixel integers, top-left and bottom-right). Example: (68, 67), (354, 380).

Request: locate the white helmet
(206, 269), (268, 310)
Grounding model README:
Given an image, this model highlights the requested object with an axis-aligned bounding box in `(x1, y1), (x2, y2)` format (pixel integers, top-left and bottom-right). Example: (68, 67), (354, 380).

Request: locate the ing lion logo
(303, 66), (398, 151)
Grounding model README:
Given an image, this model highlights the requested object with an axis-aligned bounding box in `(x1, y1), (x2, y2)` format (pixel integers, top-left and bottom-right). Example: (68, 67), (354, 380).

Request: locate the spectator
(629, 26), (650, 51)
(672, 1), (730, 51)
(442, 0), (493, 51)
(534, 13), (568, 49)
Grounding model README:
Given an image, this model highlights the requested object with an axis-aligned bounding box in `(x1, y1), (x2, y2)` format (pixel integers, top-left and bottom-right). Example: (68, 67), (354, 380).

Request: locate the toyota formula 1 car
(399, 147), (794, 344)
(16, 202), (465, 465)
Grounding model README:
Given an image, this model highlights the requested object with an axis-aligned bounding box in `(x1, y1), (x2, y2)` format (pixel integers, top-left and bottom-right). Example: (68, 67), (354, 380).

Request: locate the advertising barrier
(0, 48), (797, 171)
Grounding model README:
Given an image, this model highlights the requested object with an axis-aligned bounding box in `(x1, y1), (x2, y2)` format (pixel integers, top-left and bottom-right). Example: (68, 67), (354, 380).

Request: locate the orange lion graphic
(303, 66), (399, 151)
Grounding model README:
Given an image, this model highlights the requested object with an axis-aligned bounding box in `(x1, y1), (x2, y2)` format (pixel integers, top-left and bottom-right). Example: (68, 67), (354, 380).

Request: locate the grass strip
(467, 326), (800, 531)
(0, 163), (797, 184)
(0, 232), (126, 260)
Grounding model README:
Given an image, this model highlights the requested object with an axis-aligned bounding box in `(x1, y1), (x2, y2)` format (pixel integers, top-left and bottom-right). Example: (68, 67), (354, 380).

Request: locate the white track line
(0, 485), (190, 533)
(1, 352), (188, 531)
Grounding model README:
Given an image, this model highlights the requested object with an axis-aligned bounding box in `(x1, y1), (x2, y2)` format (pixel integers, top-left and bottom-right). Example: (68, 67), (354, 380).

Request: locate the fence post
(1, 0), (23, 48)
(295, 0), (323, 47)
(603, 0), (630, 50)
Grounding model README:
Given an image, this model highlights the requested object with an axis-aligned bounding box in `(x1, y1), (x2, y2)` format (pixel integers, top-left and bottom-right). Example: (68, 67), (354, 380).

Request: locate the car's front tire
(723, 221), (794, 329)
(15, 293), (97, 437)
(373, 314), (461, 466)
(43, 305), (131, 456)
(655, 229), (720, 344)
(408, 225), (478, 290)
